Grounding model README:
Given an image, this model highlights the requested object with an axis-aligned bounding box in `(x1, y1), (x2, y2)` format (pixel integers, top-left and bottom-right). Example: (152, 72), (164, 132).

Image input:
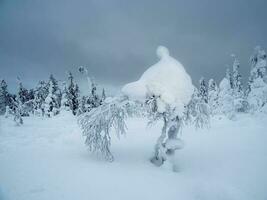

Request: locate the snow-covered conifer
(199, 77), (208, 104)
(218, 74), (235, 119)
(208, 79), (219, 115)
(44, 81), (59, 117)
(67, 72), (79, 115)
(231, 54), (246, 112)
(33, 81), (48, 116)
(13, 96), (23, 126)
(0, 80), (9, 115)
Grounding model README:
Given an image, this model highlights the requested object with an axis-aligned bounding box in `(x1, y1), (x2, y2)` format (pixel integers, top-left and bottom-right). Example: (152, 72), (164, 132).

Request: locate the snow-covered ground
(0, 113), (267, 200)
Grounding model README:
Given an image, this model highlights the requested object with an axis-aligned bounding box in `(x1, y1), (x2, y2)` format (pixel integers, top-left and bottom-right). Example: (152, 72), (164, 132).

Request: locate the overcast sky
(1, 0), (267, 94)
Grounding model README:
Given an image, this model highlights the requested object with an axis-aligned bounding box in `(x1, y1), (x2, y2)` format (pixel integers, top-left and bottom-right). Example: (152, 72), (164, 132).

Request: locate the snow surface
(122, 46), (194, 115)
(1, 113), (267, 200)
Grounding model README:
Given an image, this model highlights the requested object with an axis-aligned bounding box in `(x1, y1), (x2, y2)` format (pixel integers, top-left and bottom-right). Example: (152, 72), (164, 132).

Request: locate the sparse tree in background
(218, 69), (235, 119)
(44, 80), (60, 117)
(33, 81), (48, 116)
(60, 81), (70, 111)
(67, 72), (79, 115)
(247, 46), (267, 112)
(199, 77), (208, 104)
(208, 79), (219, 115)
(231, 54), (247, 112)
(0, 79), (9, 115)
(88, 80), (101, 109)
(13, 96), (23, 126)
(101, 88), (106, 104)
(48, 74), (61, 109)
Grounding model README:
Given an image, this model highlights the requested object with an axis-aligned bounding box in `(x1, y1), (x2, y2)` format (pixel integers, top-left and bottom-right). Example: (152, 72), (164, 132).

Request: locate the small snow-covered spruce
(44, 80), (59, 117)
(0, 79), (9, 115)
(60, 81), (70, 111)
(218, 69), (235, 119)
(231, 54), (247, 112)
(13, 96), (23, 126)
(78, 96), (137, 161)
(247, 46), (267, 112)
(199, 77), (208, 104)
(33, 80), (49, 116)
(208, 79), (219, 115)
(67, 72), (79, 115)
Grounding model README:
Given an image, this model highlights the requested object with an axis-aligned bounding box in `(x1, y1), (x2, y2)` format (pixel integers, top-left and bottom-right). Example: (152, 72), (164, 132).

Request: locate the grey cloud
(0, 0), (267, 94)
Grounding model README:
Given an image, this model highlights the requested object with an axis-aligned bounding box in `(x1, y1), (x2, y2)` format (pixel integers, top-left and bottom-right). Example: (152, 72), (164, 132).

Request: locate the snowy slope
(0, 113), (267, 200)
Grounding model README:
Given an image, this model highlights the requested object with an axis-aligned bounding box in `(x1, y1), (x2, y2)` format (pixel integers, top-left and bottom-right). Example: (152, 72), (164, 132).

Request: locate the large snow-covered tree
(79, 46), (209, 171)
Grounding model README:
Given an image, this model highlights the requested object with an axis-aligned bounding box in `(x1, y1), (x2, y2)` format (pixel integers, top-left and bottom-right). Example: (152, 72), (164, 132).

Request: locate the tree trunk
(150, 114), (168, 166)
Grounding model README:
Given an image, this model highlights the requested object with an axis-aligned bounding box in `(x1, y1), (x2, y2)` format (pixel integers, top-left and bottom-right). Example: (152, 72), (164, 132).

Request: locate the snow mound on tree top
(122, 46), (194, 115)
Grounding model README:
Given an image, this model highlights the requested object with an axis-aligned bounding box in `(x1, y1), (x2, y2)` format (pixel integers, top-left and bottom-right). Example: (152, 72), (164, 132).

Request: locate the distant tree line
(191, 46), (267, 120)
(1, 46), (267, 125)
(0, 71), (106, 125)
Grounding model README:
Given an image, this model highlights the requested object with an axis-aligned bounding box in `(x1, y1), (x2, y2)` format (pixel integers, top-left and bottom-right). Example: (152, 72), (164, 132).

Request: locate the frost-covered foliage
(78, 97), (138, 161)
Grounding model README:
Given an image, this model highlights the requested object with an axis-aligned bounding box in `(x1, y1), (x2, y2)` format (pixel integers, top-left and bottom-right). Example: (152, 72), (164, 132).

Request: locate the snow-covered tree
(13, 96), (23, 126)
(17, 79), (29, 105)
(249, 46), (267, 81)
(33, 81), (48, 116)
(199, 77), (208, 104)
(0, 79), (9, 115)
(44, 81), (59, 117)
(247, 77), (267, 112)
(77, 96), (88, 115)
(67, 72), (79, 115)
(48, 74), (61, 109)
(246, 46), (267, 112)
(60, 81), (70, 111)
(88, 80), (100, 109)
(208, 79), (219, 115)
(218, 72), (235, 119)
(78, 46), (209, 172)
(100, 88), (106, 104)
(231, 54), (246, 112)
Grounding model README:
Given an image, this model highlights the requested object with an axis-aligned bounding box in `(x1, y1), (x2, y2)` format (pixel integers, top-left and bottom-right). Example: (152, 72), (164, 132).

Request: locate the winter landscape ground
(0, 112), (267, 200)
